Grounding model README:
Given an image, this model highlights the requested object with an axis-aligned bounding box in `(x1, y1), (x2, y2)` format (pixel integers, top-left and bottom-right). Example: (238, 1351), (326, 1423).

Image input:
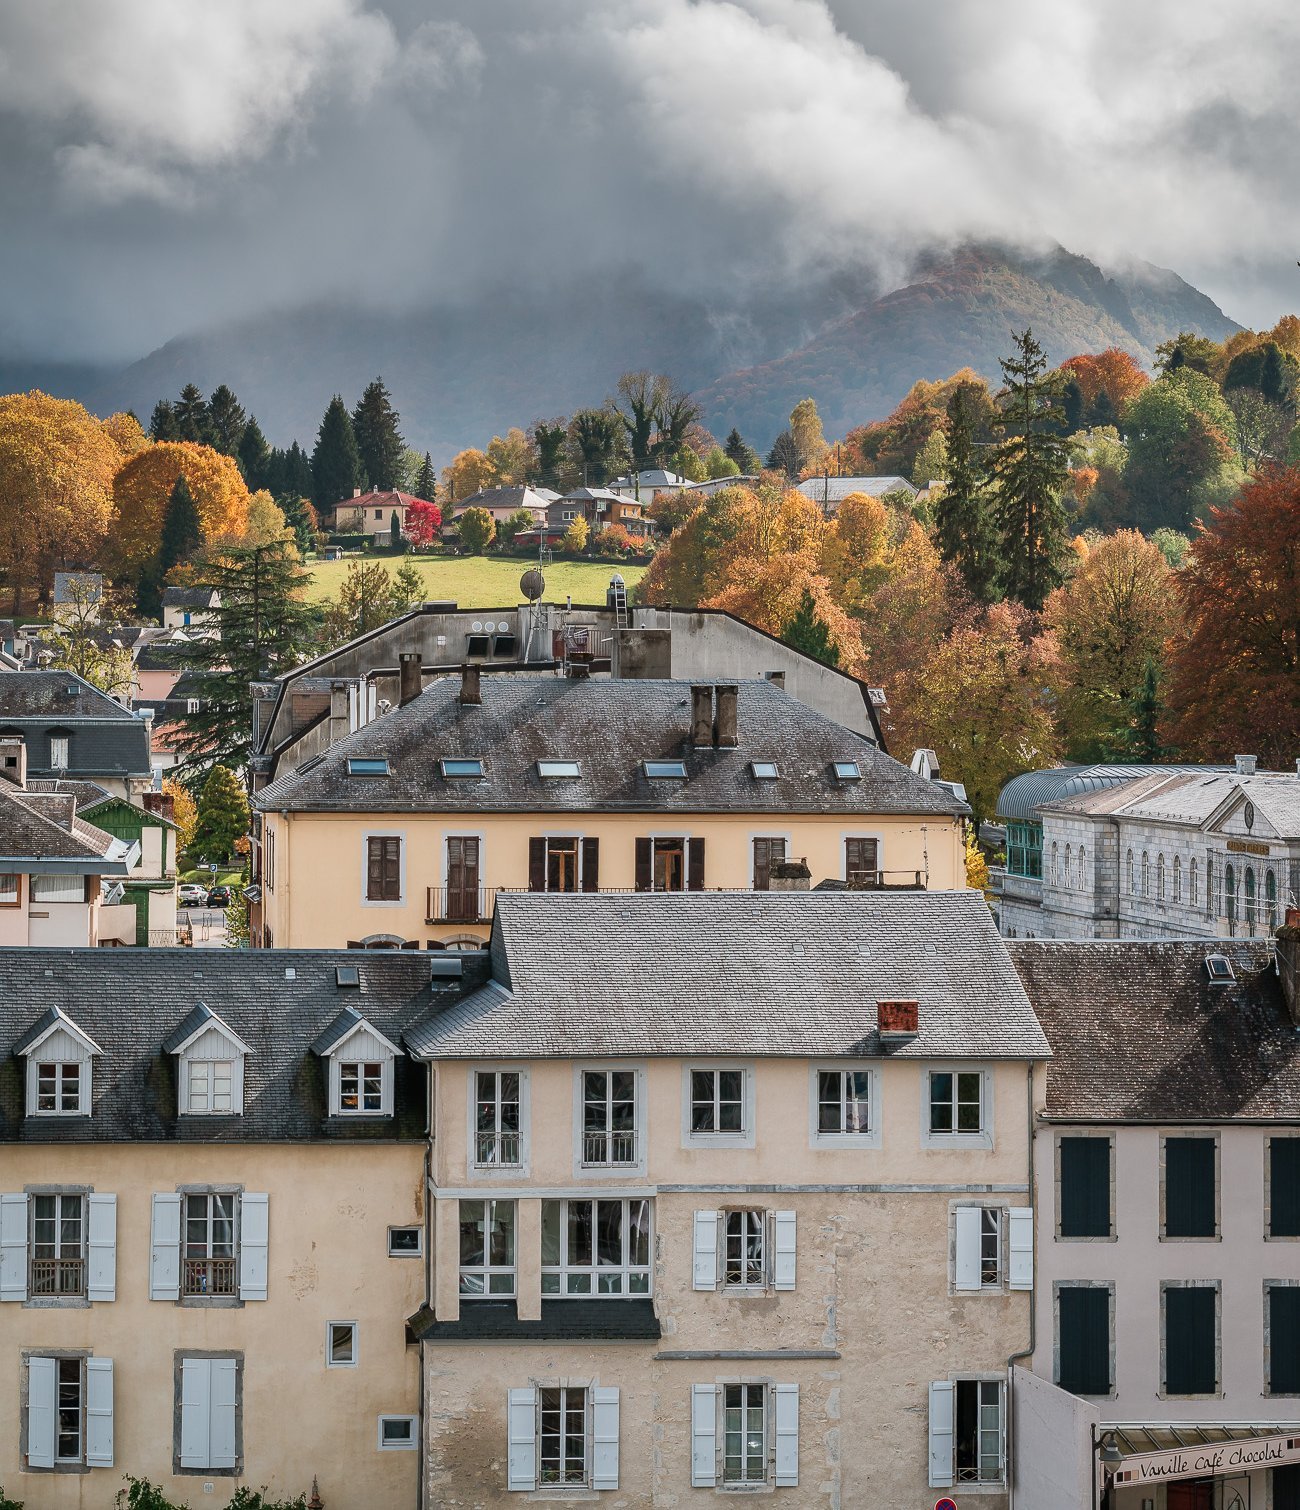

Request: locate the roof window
(347, 757), (390, 777)
(751, 761), (779, 780)
(644, 760), (687, 779)
(441, 758), (484, 778)
(537, 760), (581, 778)
(336, 965), (360, 987)
(833, 760), (862, 781)
(1205, 953), (1235, 985)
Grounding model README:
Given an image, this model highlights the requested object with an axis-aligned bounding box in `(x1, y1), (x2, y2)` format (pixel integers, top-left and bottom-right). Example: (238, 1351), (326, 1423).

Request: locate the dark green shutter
(1164, 1286), (1216, 1395)
(1060, 1138), (1111, 1237)
(1058, 1286), (1111, 1395)
(1271, 1139), (1300, 1238)
(1269, 1287), (1300, 1395)
(1164, 1138), (1216, 1237)
(1274, 1463), (1300, 1510)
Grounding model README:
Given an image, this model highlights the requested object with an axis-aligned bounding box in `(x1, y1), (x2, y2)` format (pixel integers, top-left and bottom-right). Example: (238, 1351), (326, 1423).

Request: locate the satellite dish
(520, 569), (546, 602)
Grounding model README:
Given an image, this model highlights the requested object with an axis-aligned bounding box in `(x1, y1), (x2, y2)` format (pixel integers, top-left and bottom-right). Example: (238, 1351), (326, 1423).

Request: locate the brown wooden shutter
(635, 838), (652, 892)
(528, 838), (546, 893)
(581, 837), (600, 892)
(447, 836), (480, 920)
(846, 837), (878, 883)
(688, 837), (706, 891)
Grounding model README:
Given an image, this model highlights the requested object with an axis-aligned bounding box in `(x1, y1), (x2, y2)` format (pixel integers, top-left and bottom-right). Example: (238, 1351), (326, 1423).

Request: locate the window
(1269, 1137), (1300, 1238)
(1268, 1284), (1300, 1395)
(1059, 1136), (1112, 1238)
(339, 1061), (383, 1114)
(580, 1069), (637, 1166)
(25, 1355), (104, 1469)
(1246, 866), (1257, 928)
(693, 1382), (797, 1490)
(954, 1205), (1030, 1292)
(539, 1387), (588, 1486)
(347, 758), (390, 776)
(1077, 846), (1086, 888)
(31, 874), (83, 903)
(751, 836), (786, 891)
(459, 1199), (516, 1295)
(530, 835), (584, 893)
(186, 1059), (234, 1115)
(1162, 1284), (1218, 1395)
(1226, 862), (1236, 924)
(832, 760), (861, 781)
(694, 1209), (795, 1293)
(176, 1355), (240, 1473)
(635, 834), (705, 892)
(723, 1210), (766, 1289)
(723, 1383), (767, 1485)
(326, 1322), (357, 1368)
(365, 835), (401, 902)
(690, 1068), (746, 1137)
(1063, 843), (1071, 888)
(50, 735), (69, 769)
(1049, 841), (1057, 884)
(1157, 854), (1165, 900)
(445, 834), (481, 921)
(186, 698), (201, 714)
(440, 758), (484, 778)
(35, 1061), (83, 1115)
(1267, 868), (1279, 929)
(0, 873), (18, 905)
(183, 1193), (237, 1298)
(978, 1208), (1002, 1287)
(928, 1070), (985, 1138)
(1141, 851), (1150, 897)
(1190, 857), (1198, 906)
(537, 760), (580, 778)
(1163, 1136), (1217, 1238)
(956, 1380), (1003, 1483)
(386, 1226), (421, 1257)
(1126, 849), (1134, 894)
(474, 1070), (522, 1166)
(845, 836), (879, 884)
(1057, 1285), (1112, 1395)
(1174, 855), (1182, 903)
(643, 760), (687, 779)
(750, 761), (778, 779)
(541, 1199), (650, 1295)
(31, 1193), (85, 1297)
(1007, 821), (1042, 879)
(813, 1067), (872, 1140)
(378, 1415), (417, 1450)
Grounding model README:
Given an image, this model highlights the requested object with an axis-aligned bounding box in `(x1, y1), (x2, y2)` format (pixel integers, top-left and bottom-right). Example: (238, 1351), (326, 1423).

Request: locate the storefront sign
(1112, 1432), (1300, 1488)
(1227, 839), (1271, 857)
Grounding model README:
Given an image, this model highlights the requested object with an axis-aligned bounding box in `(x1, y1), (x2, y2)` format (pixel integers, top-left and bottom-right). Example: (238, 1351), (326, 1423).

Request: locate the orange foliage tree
(101, 411), (150, 459)
(111, 441), (251, 579)
(846, 369), (992, 477)
(1059, 348), (1149, 416)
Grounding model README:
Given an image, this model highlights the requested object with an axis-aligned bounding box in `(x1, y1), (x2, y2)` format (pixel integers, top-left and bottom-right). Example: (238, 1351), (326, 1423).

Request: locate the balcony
(474, 1131), (521, 1167)
(582, 1130), (638, 1166)
(183, 1257), (238, 1297)
(30, 1257), (84, 1297)
(426, 886), (497, 925)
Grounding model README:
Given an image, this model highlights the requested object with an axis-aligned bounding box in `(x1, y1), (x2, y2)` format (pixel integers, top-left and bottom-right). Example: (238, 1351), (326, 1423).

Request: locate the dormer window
(311, 1007), (399, 1118)
(37, 1062), (82, 1114)
(164, 1003), (251, 1118)
(16, 1007), (102, 1119)
(49, 734), (69, 770)
(187, 1059), (234, 1114)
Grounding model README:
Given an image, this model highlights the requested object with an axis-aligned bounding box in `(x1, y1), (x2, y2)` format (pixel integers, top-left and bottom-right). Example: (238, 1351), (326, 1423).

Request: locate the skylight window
(833, 760), (862, 781)
(1205, 953), (1235, 985)
(751, 761), (779, 780)
(537, 760), (581, 778)
(644, 760), (687, 779)
(347, 758), (390, 777)
(335, 965), (360, 987)
(441, 758), (484, 778)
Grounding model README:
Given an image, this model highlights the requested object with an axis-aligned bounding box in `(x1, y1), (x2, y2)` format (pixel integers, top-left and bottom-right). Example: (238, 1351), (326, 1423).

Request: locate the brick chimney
(399, 652), (422, 707)
(691, 685), (713, 747)
(142, 790), (175, 823)
(877, 1000), (920, 1042)
(0, 734), (26, 789)
(714, 684), (739, 748)
(1278, 907), (1300, 1027)
(769, 859), (811, 892)
(460, 663), (482, 706)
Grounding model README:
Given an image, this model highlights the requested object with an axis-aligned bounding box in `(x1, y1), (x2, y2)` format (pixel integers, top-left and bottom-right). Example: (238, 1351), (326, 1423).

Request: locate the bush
(117, 1481), (307, 1510)
(0, 1486), (24, 1510)
(325, 533), (369, 550)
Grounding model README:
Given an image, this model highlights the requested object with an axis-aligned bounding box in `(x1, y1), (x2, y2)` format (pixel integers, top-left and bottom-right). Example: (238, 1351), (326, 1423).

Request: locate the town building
(1010, 929), (1300, 1510)
(794, 474), (918, 514)
(607, 468), (691, 503)
(0, 670), (153, 801)
(160, 586), (221, 633)
(249, 672), (967, 950)
(545, 488), (654, 540)
(439, 485), (551, 542)
(330, 488), (429, 541)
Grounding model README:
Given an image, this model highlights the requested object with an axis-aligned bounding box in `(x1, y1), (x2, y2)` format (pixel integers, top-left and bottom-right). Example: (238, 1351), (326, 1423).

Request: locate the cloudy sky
(2, 0), (1298, 364)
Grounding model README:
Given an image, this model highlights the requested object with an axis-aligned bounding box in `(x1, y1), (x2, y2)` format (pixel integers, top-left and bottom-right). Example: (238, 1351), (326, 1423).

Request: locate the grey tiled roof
(0, 949), (488, 1143)
(1008, 940), (1300, 1120)
(408, 1299), (660, 1343)
(310, 1006), (364, 1057)
(795, 475), (917, 503)
(404, 891), (1048, 1060)
(0, 671), (151, 780)
(996, 764), (1217, 822)
(161, 587), (219, 609)
(254, 677), (965, 817)
(0, 784), (124, 870)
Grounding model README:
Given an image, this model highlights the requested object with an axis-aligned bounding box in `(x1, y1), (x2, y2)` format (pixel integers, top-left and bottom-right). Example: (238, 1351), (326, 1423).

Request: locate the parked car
(177, 883), (208, 907)
(206, 885), (232, 908)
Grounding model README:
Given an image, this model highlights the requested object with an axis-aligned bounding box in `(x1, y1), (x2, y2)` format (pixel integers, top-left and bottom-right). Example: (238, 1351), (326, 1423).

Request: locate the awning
(1107, 1424), (1300, 1489)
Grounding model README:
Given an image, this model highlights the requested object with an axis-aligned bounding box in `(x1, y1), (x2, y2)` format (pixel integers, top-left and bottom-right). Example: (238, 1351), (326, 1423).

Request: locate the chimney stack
(768, 859), (811, 892)
(142, 790), (175, 823)
(877, 999), (920, 1042)
(691, 685), (714, 748)
(0, 734), (26, 789)
(1278, 907), (1300, 1027)
(1236, 754), (1258, 775)
(460, 663), (482, 706)
(399, 652), (422, 707)
(715, 685), (739, 749)
(328, 681), (350, 746)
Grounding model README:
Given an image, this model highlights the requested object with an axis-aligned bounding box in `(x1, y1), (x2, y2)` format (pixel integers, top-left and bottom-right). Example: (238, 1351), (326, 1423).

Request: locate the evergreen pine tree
(390, 511), (402, 551)
(414, 452), (437, 501)
(351, 377), (405, 490)
(1120, 658), (1166, 762)
(934, 383), (999, 601)
(725, 426), (759, 472)
(238, 416), (271, 491)
(765, 430), (799, 478)
(1260, 343), (1290, 406)
(988, 328), (1073, 611)
(149, 400), (179, 441)
(191, 764), (252, 863)
(277, 494), (317, 555)
(780, 588), (840, 667)
(174, 383), (210, 443)
(311, 396), (362, 512)
(1089, 389), (1118, 431)
(285, 441), (314, 499)
(206, 385), (247, 457)
(158, 475), (204, 575)
(1062, 377), (1085, 434)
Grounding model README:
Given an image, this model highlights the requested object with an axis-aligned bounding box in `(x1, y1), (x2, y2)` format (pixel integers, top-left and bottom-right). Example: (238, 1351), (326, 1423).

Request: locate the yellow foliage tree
(243, 490), (291, 547)
(964, 825), (990, 892)
(485, 428), (533, 486)
(101, 410), (150, 459)
(0, 390), (119, 610)
(163, 777), (198, 852)
(441, 449), (498, 502)
(111, 441), (251, 579)
(824, 491), (890, 610)
(790, 397), (828, 474)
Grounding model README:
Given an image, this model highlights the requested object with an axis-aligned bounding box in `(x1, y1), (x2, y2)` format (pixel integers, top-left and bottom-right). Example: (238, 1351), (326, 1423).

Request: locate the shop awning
(1106, 1425), (1300, 1489)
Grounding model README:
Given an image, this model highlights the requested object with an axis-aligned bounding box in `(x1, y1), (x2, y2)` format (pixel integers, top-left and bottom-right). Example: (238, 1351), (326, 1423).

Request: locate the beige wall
(1, 1143), (425, 1509)
(260, 810), (966, 949)
(0, 879), (98, 947)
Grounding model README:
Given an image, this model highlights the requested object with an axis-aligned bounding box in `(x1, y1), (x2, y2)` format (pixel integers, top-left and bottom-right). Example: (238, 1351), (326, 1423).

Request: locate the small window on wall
(1059, 1135), (1113, 1239)
(1269, 1137), (1300, 1238)
(928, 1070), (986, 1140)
(0, 873), (18, 905)
(387, 1226), (421, 1257)
(377, 1415), (417, 1450)
(49, 735), (69, 770)
(327, 1321), (357, 1368)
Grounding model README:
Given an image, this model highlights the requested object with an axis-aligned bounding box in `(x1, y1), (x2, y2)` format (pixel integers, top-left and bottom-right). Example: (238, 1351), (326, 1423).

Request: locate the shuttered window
(1268, 1286), (1300, 1395)
(1275, 1463), (1300, 1510)
(178, 1355), (239, 1471)
(1163, 1286), (1217, 1395)
(365, 837), (401, 902)
(1271, 1138), (1300, 1238)
(1057, 1286), (1111, 1395)
(1059, 1137), (1112, 1238)
(752, 837), (786, 891)
(845, 837), (879, 883)
(634, 837), (704, 891)
(1163, 1137), (1216, 1237)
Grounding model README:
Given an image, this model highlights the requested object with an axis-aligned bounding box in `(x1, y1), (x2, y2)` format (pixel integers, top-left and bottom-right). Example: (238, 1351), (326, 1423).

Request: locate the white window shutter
(772, 1210), (797, 1291)
(86, 1194), (117, 1302)
(180, 1357), (211, 1468)
(692, 1210), (720, 1290)
(773, 1382), (799, 1487)
(591, 1386), (620, 1490)
(1008, 1206), (1034, 1291)
(150, 1192), (181, 1301)
(238, 1193), (269, 1301)
(691, 1383), (718, 1487)
(953, 1206), (982, 1292)
(26, 1355), (57, 1468)
(210, 1357), (238, 1470)
(507, 1386), (538, 1491)
(85, 1357), (114, 1467)
(1, 1192), (28, 1302)
(928, 1380), (955, 1488)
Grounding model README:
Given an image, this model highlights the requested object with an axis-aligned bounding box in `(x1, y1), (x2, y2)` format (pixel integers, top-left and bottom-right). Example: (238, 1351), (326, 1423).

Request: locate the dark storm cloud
(1, 0), (1298, 362)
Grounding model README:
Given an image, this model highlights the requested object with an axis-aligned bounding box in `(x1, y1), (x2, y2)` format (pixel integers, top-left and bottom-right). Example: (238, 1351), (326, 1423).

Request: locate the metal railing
(426, 886), (496, 924)
(183, 1257), (238, 1297)
(581, 1130), (637, 1166)
(31, 1257), (84, 1297)
(474, 1131), (521, 1167)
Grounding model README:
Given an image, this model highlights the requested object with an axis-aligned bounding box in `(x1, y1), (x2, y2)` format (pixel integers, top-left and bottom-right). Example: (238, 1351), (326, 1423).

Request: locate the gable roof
(310, 1005), (401, 1058)
(0, 783), (128, 872)
(162, 1000), (253, 1057)
(795, 475), (917, 504)
(1009, 939), (1300, 1121)
(14, 1005), (104, 1058)
(254, 676), (962, 817)
(161, 587), (219, 609)
(0, 671), (151, 779)
(404, 891), (1048, 1061)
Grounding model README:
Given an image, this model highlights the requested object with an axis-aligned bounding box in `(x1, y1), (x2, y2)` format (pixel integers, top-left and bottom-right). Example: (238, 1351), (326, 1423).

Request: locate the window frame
(377, 1414), (418, 1451)
(573, 1064), (644, 1175)
(808, 1063), (880, 1149)
(33, 1059), (87, 1117)
(1267, 1134), (1300, 1240)
(172, 1350), (243, 1476)
(721, 1380), (769, 1488)
(682, 1063), (755, 1150)
(923, 1066), (993, 1150)
(1159, 1280), (1220, 1399)
(386, 1226), (422, 1258)
(1159, 1132), (1220, 1241)
(185, 1058), (236, 1116)
(643, 759), (687, 779)
(326, 1321), (358, 1369)
(468, 1066), (528, 1176)
(333, 1056), (393, 1117)
(540, 1197), (652, 1297)
(1054, 1132), (1116, 1242)
(843, 833), (882, 884)
(1052, 1281), (1115, 1398)
(49, 735), (70, 770)
(538, 1385), (589, 1488)
(0, 872), (19, 906)
(1265, 1279), (1300, 1397)
(31, 873), (84, 903)
(537, 759), (581, 779)
(362, 831), (404, 906)
(22, 1350), (91, 1472)
(30, 1190), (87, 1302)
(721, 1208), (769, 1292)
(458, 1198), (517, 1298)
(951, 1376), (1005, 1486)
(180, 1189), (239, 1303)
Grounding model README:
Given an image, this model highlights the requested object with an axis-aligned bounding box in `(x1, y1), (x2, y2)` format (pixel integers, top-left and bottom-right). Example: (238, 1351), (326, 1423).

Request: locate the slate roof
(254, 676), (964, 817)
(1008, 939), (1300, 1121)
(408, 1299), (660, 1343)
(25, 778), (114, 811)
(0, 671), (151, 780)
(996, 764), (1216, 822)
(161, 587), (219, 608)
(0, 784), (126, 871)
(0, 949), (489, 1143)
(404, 891), (1048, 1060)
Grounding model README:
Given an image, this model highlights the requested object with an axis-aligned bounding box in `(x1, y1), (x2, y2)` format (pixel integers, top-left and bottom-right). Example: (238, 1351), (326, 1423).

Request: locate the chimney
(769, 859), (811, 892)
(715, 685), (739, 749)
(353, 487), (362, 498)
(0, 734), (26, 789)
(142, 790), (175, 823)
(399, 652), (422, 707)
(1236, 754), (1257, 775)
(1278, 908), (1300, 1027)
(691, 685), (714, 747)
(765, 670), (786, 691)
(460, 663), (482, 706)
(328, 681), (350, 745)
(877, 999), (920, 1042)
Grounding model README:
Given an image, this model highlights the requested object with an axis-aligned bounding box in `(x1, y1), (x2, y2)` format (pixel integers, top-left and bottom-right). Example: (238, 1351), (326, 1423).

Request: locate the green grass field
(303, 554), (648, 607)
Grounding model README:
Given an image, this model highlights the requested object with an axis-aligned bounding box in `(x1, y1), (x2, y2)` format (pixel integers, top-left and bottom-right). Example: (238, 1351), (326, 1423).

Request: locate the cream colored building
(404, 890), (1048, 1505)
(251, 673), (967, 950)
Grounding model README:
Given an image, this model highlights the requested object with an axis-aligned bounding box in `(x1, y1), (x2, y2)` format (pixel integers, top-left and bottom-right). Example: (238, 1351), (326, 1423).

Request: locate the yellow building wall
(1, 1143), (426, 1509)
(260, 810), (966, 949)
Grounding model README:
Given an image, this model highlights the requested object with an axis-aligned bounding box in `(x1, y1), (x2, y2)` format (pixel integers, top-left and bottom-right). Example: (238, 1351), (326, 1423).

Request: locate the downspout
(278, 811), (290, 946)
(419, 1062), (433, 1510)
(1005, 1060), (1037, 1510)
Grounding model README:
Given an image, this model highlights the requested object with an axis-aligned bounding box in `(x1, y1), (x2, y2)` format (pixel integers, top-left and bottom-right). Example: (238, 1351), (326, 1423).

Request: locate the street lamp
(1091, 1424), (1124, 1508)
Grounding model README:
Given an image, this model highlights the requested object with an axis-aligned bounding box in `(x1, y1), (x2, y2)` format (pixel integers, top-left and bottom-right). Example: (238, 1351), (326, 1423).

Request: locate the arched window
(1245, 868), (1257, 932)
(1266, 869), (1278, 929)
(1190, 858), (1198, 907)
(1063, 844), (1072, 889)
(1077, 846), (1086, 889)
(1050, 841), (1059, 886)
(1205, 856), (1214, 915)
(1173, 856), (1182, 903)
(1127, 850), (1135, 895)
(1225, 864), (1236, 927)
(1157, 854), (1166, 901)
(1141, 852), (1150, 898)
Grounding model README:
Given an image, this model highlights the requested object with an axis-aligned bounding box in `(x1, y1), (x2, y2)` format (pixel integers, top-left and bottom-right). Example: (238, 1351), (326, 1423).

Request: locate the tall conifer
(311, 396), (362, 512)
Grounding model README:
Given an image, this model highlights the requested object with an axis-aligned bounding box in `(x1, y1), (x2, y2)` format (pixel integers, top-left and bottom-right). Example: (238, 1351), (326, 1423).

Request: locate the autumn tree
(321, 559), (423, 642)
(191, 765), (252, 863)
(934, 381), (997, 601)
(311, 395), (362, 512)
(352, 377), (405, 490)
(1123, 369), (1239, 531)
(911, 427), (948, 487)
(457, 506), (496, 554)
(823, 491), (889, 611)
(484, 427), (533, 486)
(705, 448), (740, 480)
(790, 397), (828, 474)
(497, 508), (534, 547)
(849, 369), (993, 477)
(441, 449), (496, 503)
(1162, 467), (1300, 765)
(244, 491), (290, 546)
(206, 385), (247, 458)
(101, 410), (149, 459)
(163, 777), (197, 852)
(1059, 349), (1149, 424)
(562, 515), (589, 555)
(41, 576), (134, 698)
(405, 498), (442, 548)
(111, 442), (251, 581)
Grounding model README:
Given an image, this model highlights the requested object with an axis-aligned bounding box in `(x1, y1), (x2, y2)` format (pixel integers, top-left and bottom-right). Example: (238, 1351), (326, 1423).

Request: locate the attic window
(537, 760), (581, 778)
(347, 758), (390, 777)
(644, 760), (687, 779)
(441, 758), (484, 778)
(833, 761), (862, 781)
(336, 964), (360, 987)
(751, 761), (779, 780)
(1206, 953), (1235, 985)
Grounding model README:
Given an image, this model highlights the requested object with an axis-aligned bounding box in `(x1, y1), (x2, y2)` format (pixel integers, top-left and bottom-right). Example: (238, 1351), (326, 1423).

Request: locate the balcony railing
(426, 886), (496, 925)
(183, 1257), (238, 1297)
(474, 1131), (521, 1167)
(31, 1257), (84, 1297)
(582, 1130), (638, 1166)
